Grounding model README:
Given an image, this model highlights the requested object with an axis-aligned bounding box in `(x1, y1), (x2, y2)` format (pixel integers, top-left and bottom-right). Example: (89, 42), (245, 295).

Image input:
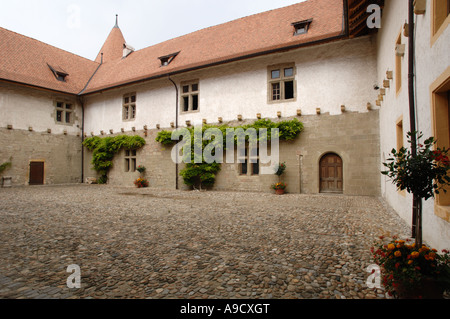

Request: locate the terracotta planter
(275, 189), (285, 195)
(395, 278), (445, 299)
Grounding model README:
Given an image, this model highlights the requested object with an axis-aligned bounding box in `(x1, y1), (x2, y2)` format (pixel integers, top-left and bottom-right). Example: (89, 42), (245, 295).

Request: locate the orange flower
(411, 251), (419, 259)
(408, 260), (413, 265)
(394, 251), (402, 257)
(388, 244), (396, 250)
(425, 252), (436, 261)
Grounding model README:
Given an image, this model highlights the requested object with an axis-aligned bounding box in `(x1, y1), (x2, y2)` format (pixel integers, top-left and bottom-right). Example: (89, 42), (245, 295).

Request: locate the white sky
(0, 0), (305, 61)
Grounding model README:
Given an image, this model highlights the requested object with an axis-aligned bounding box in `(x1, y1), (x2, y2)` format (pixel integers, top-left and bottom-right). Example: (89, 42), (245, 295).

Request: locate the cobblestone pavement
(0, 185), (412, 300)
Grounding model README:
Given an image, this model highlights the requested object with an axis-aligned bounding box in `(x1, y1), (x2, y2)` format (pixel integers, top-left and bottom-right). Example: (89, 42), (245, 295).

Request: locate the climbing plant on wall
(156, 118), (304, 189)
(0, 161), (11, 175)
(83, 135), (146, 184)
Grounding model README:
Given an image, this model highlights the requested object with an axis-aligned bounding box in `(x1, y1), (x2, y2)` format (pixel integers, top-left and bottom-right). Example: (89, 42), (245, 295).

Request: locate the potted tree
(382, 132), (450, 247)
(272, 162), (287, 195)
(380, 131), (450, 298)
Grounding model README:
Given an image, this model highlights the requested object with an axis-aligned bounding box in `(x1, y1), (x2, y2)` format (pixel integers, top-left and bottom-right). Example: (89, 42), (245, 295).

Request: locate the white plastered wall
(377, 0), (450, 250)
(84, 35), (379, 135)
(0, 83), (82, 136)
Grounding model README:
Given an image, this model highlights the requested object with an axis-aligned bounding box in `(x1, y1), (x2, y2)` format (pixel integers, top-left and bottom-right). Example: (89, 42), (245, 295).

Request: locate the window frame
(267, 63), (297, 104)
(237, 144), (260, 176)
(124, 149), (137, 173)
(430, 66), (450, 222)
(292, 19), (313, 36)
(123, 93), (137, 121)
(54, 101), (74, 125)
(431, 0), (450, 46)
(180, 80), (200, 113)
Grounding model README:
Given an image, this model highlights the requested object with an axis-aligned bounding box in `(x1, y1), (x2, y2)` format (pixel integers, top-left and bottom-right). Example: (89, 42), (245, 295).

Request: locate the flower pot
(395, 278), (445, 299)
(275, 189), (285, 195)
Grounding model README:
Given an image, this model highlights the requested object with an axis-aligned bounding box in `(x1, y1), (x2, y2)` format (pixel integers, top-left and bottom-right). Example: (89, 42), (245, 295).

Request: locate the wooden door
(29, 162), (44, 185)
(320, 154), (343, 193)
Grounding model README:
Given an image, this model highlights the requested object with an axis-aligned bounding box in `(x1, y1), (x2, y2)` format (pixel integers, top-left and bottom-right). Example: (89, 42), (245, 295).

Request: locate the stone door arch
(319, 153), (343, 194)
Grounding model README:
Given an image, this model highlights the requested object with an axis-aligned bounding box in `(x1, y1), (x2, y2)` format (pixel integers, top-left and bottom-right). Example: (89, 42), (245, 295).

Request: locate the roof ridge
(0, 26), (99, 64)
(135, 1), (309, 54)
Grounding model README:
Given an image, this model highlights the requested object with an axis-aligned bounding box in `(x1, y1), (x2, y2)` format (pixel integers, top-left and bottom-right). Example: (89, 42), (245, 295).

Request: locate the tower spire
(114, 14), (119, 28)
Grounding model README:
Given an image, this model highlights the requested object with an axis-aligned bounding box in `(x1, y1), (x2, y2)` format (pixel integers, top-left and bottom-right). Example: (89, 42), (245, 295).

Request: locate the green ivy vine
(0, 161), (11, 175)
(156, 118), (304, 189)
(83, 135), (146, 184)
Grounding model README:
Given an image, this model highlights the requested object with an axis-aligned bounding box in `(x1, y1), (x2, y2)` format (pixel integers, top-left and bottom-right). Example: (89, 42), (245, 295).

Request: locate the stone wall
(214, 111), (381, 196)
(0, 127), (82, 186)
(89, 110), (381, 197)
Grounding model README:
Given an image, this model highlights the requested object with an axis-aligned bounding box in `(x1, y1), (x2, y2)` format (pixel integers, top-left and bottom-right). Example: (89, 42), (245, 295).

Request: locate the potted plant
(275, 162), (286, 177)
(134, 177), (149, 188)
(137, 165), (146, 174)
(382, 132), (450, 247)
(272, 182), (287, 195)
(372, 236), (450, 299)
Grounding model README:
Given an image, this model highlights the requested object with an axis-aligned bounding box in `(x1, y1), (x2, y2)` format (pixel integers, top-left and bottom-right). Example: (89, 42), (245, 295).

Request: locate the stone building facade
(0, 0), (448, 249)
(376, 0), (450, 250)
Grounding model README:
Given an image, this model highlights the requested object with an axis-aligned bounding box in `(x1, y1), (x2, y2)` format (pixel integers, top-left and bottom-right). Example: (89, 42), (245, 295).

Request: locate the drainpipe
(78, 96), (85, 184)
(408, 0), (420, 244)
(168, 75), (179, 190)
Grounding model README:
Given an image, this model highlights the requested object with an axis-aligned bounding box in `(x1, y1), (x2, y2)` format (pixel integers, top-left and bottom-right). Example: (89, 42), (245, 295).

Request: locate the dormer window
(292, 19), (313, 36)
(158, 51), (180, 67)
(48, 64), (68, 82)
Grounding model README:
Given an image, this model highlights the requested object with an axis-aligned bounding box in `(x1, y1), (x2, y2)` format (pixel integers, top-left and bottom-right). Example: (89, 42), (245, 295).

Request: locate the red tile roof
(0, 27), (100, 94)
(0, 0), (345, 95)
(85, 0), (344, 93)
(95, 25), (126, 63)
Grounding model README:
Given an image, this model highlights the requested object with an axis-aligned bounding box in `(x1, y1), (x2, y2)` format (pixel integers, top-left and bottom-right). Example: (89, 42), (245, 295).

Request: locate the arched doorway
(319, 153), (343, 194)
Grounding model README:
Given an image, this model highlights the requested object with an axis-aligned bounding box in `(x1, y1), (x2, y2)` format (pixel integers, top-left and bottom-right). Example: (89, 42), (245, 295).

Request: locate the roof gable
(0, 27), (100, 94)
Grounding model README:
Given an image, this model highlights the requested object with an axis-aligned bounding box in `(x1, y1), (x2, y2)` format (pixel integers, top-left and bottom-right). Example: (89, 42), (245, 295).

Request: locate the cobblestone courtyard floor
(0, 185), (412, 299)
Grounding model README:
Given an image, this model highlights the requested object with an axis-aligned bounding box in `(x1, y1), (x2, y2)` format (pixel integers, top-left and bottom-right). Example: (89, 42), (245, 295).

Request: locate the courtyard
(0, 185), (411, 299)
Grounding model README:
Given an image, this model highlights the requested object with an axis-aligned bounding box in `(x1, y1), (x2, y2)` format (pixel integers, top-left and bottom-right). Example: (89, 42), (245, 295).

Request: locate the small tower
(95, 15), (127, 63)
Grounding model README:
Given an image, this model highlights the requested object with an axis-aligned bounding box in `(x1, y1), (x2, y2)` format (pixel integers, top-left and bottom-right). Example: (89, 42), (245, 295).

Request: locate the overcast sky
(0, 0), (305, 61)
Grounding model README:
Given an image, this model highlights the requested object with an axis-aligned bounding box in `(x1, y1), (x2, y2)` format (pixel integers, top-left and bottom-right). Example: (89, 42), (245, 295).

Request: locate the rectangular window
(268, 64), (296, 103)
(238, 147), (247, 175)
(431, 0), (450, 45)
(285, 81), (294, 100)
(272, 83), (281, 101)
(250, 147), (260, 176)
(123, 93), (136, 121)
(433, 0), (450, 34)
(430, 68), (450, 223)
(238, 145), (260, 176)
(55, 101), (73, 125)
(292, 19), (313, 36)
(125, 150), (137, 173)
(181, 81), (200, 113)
